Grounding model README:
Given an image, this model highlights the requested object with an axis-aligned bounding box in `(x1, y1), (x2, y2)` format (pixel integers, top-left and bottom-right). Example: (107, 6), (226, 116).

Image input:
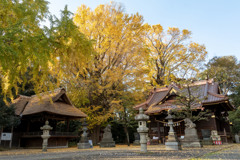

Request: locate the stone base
(140, 143), (147, 152)
(78, 142), (91, 149)
(181, 141), (202, 148)
(201, 139), (213, 145)
(133, 140), (140, 145)
(99, 141), (115, 147)
(182, 127), (202, 148)
(165, 141), (182, 150)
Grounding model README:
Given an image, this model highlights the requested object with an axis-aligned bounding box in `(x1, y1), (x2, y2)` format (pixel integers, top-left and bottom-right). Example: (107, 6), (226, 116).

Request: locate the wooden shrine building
(134, 79), (234, 144)
(12, 88), (87, 148)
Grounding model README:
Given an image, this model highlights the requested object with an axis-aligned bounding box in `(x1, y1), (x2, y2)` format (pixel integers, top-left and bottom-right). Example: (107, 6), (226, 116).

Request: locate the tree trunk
(123, 126), (130, 146)
(0, 126), (3, 145)
(91, 125), (100, 145)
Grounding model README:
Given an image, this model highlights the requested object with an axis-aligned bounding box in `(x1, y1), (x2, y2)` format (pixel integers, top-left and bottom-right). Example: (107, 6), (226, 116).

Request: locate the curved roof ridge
(151, 85), (177, 106)
(208, 91), (227, 98)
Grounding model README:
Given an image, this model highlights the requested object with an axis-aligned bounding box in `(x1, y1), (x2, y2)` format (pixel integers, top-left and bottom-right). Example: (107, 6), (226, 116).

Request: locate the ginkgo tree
(144, 24), (207, 86)
(72, 2), (148, 143)
(0, 0), (93, 102)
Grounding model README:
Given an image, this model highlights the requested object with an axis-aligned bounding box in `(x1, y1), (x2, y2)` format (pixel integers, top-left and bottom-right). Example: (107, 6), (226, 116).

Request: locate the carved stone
(135, 108), (149, 152)
(78, 119), (91, 149)
(99, 124), (115, 147)
(165, 112), (182, 150)
(40, 121), (52, 152)
(181, 118), (202, 148)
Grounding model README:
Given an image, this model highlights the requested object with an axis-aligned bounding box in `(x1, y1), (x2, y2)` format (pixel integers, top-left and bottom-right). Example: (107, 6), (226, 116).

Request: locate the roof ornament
(154, 87), (156, 91)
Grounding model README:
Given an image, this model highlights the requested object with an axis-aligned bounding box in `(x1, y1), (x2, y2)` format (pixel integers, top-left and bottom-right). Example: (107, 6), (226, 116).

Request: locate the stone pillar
(165, 111), (182, 150)
(135, 108), (149, 153)
(235, 134), (239, 143)
(40, 121), (52, 152)
(78, 119), (91, 149)
(99, 124), (115, 147)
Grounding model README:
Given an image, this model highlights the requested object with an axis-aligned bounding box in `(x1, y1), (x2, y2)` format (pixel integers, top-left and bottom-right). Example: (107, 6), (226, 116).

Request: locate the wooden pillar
(9, 126), (13, 148)
(18, 137), (21, 148)
(213, 117), (218, 130)
(66, 119), (70, 132)
(27, 121), (30, 132)
(157, 122), (160, 143)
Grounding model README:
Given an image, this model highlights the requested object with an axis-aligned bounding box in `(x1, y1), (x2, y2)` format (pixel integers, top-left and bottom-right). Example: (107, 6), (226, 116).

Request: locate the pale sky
(47, 0), (240, 61)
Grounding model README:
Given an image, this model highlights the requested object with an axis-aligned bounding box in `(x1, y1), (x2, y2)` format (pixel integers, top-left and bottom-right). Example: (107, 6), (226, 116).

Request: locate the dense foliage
(229, 85), (240, 134)
(1, 0), (239, 142)
(0, 0), (93, 102)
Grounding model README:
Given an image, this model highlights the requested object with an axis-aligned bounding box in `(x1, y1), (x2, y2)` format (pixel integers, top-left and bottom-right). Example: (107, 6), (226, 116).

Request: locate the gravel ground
(0, 144), (238, 160)
(200, 144), (240, 159)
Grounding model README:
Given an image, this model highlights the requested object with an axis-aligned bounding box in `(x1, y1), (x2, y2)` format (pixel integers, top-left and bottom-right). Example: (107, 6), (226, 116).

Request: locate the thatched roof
(134, 79), (234, 114)
(12, 88), (87, 118)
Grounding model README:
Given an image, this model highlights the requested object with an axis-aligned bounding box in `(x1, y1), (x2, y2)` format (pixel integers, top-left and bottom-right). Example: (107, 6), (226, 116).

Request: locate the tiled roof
(134, 79), (234, 114)
(12, 88), (87, 118)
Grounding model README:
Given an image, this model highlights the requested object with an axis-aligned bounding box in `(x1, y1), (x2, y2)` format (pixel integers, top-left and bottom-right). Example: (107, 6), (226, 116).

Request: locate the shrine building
(11, 88), (86, 148)
(134, 79), (234, 144)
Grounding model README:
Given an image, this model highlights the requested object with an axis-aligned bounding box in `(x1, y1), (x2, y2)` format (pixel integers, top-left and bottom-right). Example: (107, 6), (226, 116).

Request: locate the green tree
(172, 80), (211, 122)
(229, 85), (240, 134)
(0, 1), (93, 101)
(229, 107), (240, 134)
(201, 56), (240, 95)
(0, 105), (20, 130)
(0, 0), (50, 100)
(112, 89), (139, 146)
(0, 86), (20, 131)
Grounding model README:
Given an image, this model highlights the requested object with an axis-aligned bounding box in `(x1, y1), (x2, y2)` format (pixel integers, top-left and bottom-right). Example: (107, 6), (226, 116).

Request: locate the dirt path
(0, 144), (238, 160)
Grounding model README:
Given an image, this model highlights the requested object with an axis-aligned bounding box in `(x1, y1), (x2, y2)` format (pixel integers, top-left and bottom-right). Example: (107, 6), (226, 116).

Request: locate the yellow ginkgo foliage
(0, 1), (93, 102)
(72, 2), (148, 138)
(144, 24), (207, 86)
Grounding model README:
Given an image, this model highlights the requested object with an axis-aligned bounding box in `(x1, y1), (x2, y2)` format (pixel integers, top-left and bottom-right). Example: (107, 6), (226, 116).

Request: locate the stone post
(235, 134), (239, 143)
(165, 111), (182, 150)
(135, 108), (149, 153)
(40, 121), (52, 152)
(78, 119), (91, 149)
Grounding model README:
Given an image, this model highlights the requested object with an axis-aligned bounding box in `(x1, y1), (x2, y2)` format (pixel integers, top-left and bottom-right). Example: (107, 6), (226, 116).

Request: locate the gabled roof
(12, 88), (87, 118)
(134, 79), (234, 114)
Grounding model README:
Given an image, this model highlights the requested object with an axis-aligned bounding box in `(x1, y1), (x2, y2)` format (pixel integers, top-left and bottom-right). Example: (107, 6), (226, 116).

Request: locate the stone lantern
(78, 119), (91, 149)
(135, 107), (149, 153)
(165, 111), (181, 150)
(40, 120), (53, 152)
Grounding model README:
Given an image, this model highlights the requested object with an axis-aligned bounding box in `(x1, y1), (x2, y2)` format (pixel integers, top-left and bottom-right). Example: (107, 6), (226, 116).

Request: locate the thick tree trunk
(124, 126), (130, 146)
(91, 125), (100, 145)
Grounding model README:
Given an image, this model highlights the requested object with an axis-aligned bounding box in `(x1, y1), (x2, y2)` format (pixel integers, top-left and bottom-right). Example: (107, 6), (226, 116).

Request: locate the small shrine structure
(11, 88), (87, 148)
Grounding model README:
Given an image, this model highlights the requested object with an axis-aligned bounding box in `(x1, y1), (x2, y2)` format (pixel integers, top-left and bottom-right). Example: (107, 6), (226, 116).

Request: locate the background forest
(1, 0), (240, 144)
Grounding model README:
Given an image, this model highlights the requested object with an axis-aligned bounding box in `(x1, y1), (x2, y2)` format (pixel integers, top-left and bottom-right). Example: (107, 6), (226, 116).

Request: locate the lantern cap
(40, 120), (53, 130)
(135, 108), (149, 121)
(165, 110), (173, 120)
